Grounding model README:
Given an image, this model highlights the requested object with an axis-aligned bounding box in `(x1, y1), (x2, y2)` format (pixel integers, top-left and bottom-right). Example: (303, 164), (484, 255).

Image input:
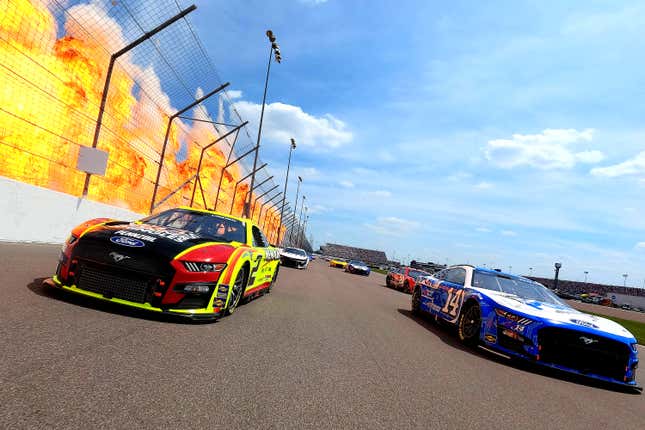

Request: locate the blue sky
(188, 0), (645, 286)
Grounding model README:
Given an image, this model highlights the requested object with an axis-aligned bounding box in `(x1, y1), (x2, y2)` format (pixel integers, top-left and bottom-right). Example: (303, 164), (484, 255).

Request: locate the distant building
(410, 260), (446, 273)
(319, 243), (387, 266)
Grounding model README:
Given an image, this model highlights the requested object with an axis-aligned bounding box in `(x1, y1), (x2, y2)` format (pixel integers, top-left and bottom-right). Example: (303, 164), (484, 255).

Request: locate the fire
(0, 0), (283, 241)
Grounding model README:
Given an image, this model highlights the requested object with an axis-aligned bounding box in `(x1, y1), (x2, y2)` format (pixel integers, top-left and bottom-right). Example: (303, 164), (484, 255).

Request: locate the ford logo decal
(110, 236), (145, 247)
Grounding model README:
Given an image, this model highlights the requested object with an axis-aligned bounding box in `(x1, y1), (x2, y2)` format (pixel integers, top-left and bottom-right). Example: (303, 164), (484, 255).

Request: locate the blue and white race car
(412, 265), (640, 390)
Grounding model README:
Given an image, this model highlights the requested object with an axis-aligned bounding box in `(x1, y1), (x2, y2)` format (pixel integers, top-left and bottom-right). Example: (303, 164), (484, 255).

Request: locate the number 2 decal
(440, 287), (465, 317)
(248, 254), (263, 286)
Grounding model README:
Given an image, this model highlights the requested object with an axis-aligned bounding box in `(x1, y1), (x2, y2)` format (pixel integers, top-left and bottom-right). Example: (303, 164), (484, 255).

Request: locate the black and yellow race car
(45, 207), (280, 321)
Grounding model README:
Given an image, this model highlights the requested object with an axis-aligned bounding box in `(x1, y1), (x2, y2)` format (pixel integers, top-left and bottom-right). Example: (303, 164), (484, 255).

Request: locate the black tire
(411, 286), (422, 316)
(457, 303), (481, 346)
(225, 266), (248, 316)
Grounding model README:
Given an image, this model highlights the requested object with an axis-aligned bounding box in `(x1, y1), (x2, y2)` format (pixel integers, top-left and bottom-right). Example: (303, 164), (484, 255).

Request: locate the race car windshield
(350, 260), (366, 266)
(472, 272), (564, 306)
(141, 209), (246, 243)
(284, 248), (306, 256)
(409, 270), (428, 278)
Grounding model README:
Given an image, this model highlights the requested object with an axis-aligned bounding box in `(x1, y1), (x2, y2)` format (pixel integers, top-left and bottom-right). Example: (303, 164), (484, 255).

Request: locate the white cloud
(635, 242), (645, 249)
(365, 217), (420, 237)
(300, 167), (320, 178)
(233, 101), (352, 149)
(484, 128), (604, 169)
(339, 180), (354, 188)
(501, 230), (518, 236)
(474, 181), (493, 190)
(308, 204), (329, 214)
(591, 151), (645, 178)
(226, 90), (243, 99)
(476, 227), (492, 233)
(365, 190), (392, 198)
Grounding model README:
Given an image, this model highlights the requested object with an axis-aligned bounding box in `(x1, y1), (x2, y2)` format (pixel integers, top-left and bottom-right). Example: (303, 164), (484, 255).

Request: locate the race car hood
(350, 264), (369, 270)
(474, 288), (636, 340)
(280, 251), (308, 261)
(72, 222), (233, 274)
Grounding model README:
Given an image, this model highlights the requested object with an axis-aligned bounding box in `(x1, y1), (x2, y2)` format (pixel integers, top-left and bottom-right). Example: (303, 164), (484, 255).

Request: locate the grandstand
(529, 277), (645, 298)
(319, 243), (388, 266)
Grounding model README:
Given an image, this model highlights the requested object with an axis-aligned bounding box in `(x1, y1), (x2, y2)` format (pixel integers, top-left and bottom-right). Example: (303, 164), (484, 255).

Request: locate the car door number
(248, 255), (263, 285)
(440, 287), (465, 317)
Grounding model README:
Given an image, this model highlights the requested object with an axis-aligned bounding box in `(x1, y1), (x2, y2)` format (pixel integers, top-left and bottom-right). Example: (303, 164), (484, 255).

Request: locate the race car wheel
(225, 266), (248, 315)
(411, 286), (422, 316)
(402, 281), (409, 293)
(457, 303), (481, 346)
(266, 266), (279, 294)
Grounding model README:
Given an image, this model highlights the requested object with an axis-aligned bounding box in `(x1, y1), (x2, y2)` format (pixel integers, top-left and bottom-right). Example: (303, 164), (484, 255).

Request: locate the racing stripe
(243, 282), (271, 297)
(221, 247), (249, 285)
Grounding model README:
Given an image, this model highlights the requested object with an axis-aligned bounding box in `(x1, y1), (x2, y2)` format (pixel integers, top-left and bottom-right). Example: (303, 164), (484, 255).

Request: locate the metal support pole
(84, 4), (198, 199)
(278, 138), (295, 245)
(152, 82), (231, 212)
(245, 42), (274, 218)
(259, 192), (283, 226)
(248, 175), (274, 217)
(213, 140), (256, 211)
(300, 214), (309, 248)
(288, 178), (302, 244)
(250, 184), (279, 219)
(189, 122), (246, 207)
(229, 163), (267, 215)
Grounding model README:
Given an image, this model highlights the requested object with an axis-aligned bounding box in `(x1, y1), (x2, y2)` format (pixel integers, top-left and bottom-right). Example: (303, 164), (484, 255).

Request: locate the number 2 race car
(45, 207), (280, 321)
(412, 265), (641, 390)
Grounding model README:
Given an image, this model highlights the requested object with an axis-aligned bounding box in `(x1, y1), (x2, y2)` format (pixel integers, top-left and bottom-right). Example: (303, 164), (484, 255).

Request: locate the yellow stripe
(79, 221), (111, 238)
(56, 281), (218, 315)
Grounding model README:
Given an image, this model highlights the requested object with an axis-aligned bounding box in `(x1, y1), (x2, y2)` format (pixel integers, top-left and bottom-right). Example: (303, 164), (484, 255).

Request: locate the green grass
(586, 312), (645, 345)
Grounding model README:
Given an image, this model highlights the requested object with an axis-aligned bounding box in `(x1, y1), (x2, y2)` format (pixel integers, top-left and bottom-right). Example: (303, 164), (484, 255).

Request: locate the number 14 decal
(441, 287), (464, 317)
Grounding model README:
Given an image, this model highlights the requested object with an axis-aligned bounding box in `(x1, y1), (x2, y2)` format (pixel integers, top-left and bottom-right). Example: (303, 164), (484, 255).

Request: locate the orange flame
(0, 0), (283, 241)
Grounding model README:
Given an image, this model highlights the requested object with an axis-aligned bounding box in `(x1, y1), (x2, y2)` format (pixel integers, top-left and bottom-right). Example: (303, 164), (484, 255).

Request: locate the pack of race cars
(44, 206), (640, 391)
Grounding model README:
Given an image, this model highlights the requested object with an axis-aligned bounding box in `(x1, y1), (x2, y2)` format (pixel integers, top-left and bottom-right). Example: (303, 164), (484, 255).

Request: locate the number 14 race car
(45, 207), (280, 321)
(412, 265), (641, 390)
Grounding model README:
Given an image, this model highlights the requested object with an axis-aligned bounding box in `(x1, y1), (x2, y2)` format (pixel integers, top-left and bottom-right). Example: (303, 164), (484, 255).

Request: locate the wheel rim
(229, 270), (245, 311)
(412, 288), (420, 311)
(461, 306), (480, 339)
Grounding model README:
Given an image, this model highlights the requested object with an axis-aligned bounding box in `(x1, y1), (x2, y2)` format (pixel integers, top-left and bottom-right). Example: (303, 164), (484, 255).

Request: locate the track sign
(77, 146), (108, 176)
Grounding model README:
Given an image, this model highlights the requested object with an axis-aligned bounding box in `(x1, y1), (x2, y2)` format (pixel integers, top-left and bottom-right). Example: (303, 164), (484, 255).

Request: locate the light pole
(553, 262), (562, 291)
(301, 214), (309, 249)
(288, 176), (302, 244)
(245, 30), (282, 218)
(279, 138), (296, 244)
(508, 265), (512, 274)
(529, 267), (533, 276)
(584, 271), (589, 283)
(623, 273), (628, 287)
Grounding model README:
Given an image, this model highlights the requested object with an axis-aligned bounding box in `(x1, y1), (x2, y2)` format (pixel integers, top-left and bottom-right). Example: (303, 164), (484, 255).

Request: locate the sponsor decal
(570, 319), (599, 329)
(125, 224), (200, 243)
(485, 334), (497, 343)
(115, 230), (157, 242)
(110, 236), (145, 247)
(495, 309), (532, 325)
(109, 251), (131, 262)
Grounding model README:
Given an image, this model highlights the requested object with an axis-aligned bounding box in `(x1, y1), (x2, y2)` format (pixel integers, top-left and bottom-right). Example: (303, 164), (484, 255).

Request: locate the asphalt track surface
(1, 243), (644, 430)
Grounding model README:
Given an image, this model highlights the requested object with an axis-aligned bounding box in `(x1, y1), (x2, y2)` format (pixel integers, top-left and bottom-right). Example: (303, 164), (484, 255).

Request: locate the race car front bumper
(280, 256), (308, 269)
(44, 277), (222, 321)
